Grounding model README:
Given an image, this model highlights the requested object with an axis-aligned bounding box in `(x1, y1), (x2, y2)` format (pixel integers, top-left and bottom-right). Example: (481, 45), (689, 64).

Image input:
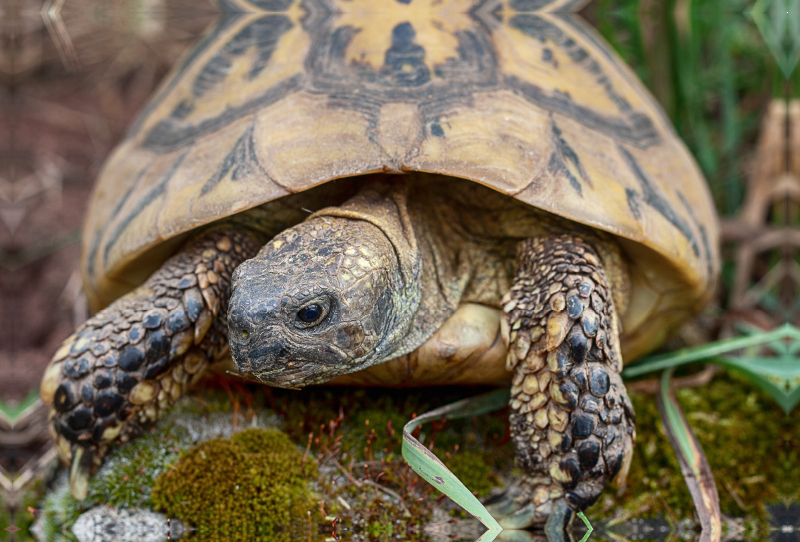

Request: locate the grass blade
(657, 369), (722, 542)
(402, 389), (510, 541)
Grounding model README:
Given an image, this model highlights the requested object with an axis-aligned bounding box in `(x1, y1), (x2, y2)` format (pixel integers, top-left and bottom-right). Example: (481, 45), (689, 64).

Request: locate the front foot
(39, 228), (259, 499)
(485, 483), (570, 529)
(499, 235), (636, 537)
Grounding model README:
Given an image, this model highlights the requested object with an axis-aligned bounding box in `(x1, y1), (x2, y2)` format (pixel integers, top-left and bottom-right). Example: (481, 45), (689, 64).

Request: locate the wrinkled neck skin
(227, 181), (468, 387)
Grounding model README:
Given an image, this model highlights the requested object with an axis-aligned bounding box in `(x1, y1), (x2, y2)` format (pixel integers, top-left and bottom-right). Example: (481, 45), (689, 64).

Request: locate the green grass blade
(657, 369), (722, 542)
(715, 357), (800, 413)
(576, 512), (593, 542)
(402, 389), (510, 540)
(622, 325), (791, 378)
(0, 390), (41, 425)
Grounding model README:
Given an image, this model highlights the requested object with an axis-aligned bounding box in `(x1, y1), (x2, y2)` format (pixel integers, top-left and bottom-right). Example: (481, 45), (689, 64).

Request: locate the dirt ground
(0, 0), (218, 402)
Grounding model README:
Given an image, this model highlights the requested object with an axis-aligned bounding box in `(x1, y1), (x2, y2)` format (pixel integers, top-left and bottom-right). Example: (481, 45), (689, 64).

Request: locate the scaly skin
(41, 226), (261, 498)
(497, 235), (635, 530)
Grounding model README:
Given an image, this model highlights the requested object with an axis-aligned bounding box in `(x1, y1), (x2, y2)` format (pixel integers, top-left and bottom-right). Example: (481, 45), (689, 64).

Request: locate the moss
(443, 451), (499, 498)
(588, 372), (798, 527)
(39, 474), (83, 542)
(151, 428), (320, 542)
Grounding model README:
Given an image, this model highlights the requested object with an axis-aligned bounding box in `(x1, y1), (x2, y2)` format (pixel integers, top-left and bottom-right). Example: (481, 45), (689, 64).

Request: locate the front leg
(40, 226), (261, 499)
(498, 235), (635, 531)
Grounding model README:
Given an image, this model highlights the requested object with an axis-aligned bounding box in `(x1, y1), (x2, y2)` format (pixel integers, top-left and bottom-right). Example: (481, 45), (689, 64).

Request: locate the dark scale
(95, 391), (124, 417)
(145, 331), (170, 361)
(118, 346), (145, 372)
(65, 357), (92, 379)
(117, 374), (140, 394)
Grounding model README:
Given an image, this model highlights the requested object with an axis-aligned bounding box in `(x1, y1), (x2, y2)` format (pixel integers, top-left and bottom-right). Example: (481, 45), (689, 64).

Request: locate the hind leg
(491, 235), (635, 532)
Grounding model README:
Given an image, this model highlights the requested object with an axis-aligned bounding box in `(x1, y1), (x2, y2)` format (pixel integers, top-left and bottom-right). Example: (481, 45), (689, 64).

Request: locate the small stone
(72, 505), (186, 542)
(206, 271), (219, 284)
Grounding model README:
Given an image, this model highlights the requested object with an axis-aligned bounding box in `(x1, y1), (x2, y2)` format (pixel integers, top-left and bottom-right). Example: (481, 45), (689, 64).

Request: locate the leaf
(657, 369), (722, 542)
(402, 389), (510, 542)
(623, 323), (800, 412)
(0, 390), (42, 426)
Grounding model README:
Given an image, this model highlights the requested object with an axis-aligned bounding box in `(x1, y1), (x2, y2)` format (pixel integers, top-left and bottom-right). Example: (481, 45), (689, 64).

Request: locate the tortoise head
(228, 215), (415, 388)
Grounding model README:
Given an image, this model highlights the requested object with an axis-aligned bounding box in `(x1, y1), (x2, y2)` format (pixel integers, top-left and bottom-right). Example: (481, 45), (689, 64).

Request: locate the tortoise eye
(297, 304), (323, 323)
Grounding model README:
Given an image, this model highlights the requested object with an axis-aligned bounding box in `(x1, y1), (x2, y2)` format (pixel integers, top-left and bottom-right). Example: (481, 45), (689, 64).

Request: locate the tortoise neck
(314, 179), (470, 362)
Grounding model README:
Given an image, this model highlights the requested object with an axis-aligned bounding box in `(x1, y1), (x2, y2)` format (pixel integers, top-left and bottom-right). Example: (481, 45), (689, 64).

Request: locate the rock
(72, 505), (186, 542)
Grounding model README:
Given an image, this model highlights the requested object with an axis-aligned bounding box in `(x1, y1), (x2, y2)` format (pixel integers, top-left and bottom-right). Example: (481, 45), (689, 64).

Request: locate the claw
(486, 493), (522, 518)
(498, 529), (544, 542)
(498, 503), (541, 530)
(544, 500), (573, 542)
(69, 447), (94, 500)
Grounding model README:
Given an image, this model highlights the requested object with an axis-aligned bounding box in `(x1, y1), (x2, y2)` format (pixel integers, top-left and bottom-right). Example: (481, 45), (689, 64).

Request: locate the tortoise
(40, 0), (719, 532)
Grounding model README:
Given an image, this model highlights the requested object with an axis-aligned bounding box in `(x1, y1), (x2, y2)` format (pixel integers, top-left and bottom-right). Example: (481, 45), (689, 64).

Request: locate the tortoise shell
(82, 0), (719, 361)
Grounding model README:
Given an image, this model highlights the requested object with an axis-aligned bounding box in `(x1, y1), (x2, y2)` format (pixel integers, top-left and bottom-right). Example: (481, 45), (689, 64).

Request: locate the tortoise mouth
(229, 326), (354, 388)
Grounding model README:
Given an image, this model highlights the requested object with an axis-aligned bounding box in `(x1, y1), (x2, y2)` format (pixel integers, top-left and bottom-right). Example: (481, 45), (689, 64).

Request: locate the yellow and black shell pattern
(83, 0), (719, 361)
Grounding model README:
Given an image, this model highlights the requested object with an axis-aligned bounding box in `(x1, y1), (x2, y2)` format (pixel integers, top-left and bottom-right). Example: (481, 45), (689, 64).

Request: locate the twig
(332, 460), (411, 516)
(627, 365), (718, 394)
(722, 480), (747, 513)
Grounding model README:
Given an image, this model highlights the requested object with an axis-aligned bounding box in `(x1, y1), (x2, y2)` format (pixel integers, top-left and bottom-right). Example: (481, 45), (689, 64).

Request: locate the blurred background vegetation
(587, 0), (792, 217)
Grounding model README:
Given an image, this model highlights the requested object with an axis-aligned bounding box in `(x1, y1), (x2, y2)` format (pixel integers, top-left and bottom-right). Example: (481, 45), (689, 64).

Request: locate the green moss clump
(151, 428), (320, 542)
(443, 451), (499, 497)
